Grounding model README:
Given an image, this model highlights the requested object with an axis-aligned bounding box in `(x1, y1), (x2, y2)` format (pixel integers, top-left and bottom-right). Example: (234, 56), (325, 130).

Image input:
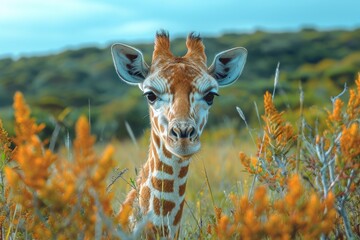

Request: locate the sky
(0, 0), (359, 58)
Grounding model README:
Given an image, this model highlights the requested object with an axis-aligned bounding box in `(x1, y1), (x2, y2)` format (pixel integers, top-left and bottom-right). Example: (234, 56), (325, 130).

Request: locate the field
(1, 73), (359, 239)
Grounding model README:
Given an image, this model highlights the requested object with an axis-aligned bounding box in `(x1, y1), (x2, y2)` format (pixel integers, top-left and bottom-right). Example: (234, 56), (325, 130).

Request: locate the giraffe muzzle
(166, 121), (201, 158)
(169, 121), (198, 142)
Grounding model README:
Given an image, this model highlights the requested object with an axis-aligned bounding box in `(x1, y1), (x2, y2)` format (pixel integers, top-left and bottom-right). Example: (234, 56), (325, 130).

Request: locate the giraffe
(111, 30), (247, 239)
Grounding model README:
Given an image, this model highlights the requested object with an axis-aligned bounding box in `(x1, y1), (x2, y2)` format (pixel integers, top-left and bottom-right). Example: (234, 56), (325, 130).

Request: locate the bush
(0, 74), (359, 239)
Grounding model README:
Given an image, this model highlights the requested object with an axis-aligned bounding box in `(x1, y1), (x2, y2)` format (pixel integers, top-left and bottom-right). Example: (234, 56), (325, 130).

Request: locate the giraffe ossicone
(111, 31), (247, 239)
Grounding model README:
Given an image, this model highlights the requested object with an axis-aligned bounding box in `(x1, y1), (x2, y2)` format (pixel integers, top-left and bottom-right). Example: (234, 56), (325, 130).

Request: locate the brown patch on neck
(179, 183), (186, 196)
(150, 157), (155, 172)
(154, 157), (173, 175)
(152, 115), (159, 131)
(178, 165), (189, 178)
(152, 131), (161, 149)
(162, 144), (173, 159)
(139, 186), (151, 213)
(151, 177), (174, 192)
(153, 197), (176, 216)
(173, 200), (185, 226)
(141, 161), (150, 180)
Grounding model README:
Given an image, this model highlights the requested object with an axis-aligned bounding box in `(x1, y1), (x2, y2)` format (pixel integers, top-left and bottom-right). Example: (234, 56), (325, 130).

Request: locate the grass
(1, 73), (359, 239)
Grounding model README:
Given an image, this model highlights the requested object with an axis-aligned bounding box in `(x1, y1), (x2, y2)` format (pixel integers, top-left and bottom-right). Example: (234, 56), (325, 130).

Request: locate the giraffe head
(111, 31), (247, 159)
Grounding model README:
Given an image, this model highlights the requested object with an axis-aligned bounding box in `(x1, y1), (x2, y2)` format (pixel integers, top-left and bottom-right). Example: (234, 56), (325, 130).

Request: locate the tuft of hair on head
(153, 29), (173, 60)
(156, 29), (170, 39)
(185, 32), (206, 64)
(188, 32), (202, 42)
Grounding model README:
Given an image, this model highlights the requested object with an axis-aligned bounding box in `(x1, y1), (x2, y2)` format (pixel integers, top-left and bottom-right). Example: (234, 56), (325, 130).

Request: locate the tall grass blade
(49, 123), (61, 152)
(236, 106), (246, 122)
(201, 158), (215, 209)
(125, 121), (138, 149)
(254, 101), (262, 128)
(65, 131), (72, 161)
(236, 106), (256, 145)
(184, 200), (202, 236)
(272, 62), (280, 99)
(296, 82), (304, 172)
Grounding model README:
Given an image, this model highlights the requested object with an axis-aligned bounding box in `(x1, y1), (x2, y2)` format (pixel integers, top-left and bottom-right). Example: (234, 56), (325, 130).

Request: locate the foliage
(210, 175), (336, 240)
(1, 28), (360, 140)
(237, 75), (360, 239)
(300, 75), (360, 238)
(0, 74), (359, 239)
(0, 92), (126, 239)
(240, 91), (297, 192)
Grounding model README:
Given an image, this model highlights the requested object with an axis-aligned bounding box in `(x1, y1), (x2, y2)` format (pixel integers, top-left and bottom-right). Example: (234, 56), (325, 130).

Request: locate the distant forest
(1, 28), (360, 140)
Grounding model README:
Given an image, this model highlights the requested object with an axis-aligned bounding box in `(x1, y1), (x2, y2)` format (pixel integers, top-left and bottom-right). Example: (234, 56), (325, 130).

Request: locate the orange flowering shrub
(0, 120), (12, 238)
(304, 75), (360, 238)
(239, 74), (360, 238)
(240, 91), (297, 191)
(210, 175), (336, 240)
(0, 92), (125, 239)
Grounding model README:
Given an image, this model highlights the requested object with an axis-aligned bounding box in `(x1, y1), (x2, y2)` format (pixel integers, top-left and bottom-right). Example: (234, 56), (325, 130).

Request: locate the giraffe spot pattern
(162, 144), (172, 159)
(141, 162), (150, 180)
(173, 200), (185, 225)
(154, 157), (174, 175)
(151, 177), (174, 192)
(179, 183), (186, 196)
(150, 157), (155, 172)
(152, 132), (161, 148)
(139, 186), (151, 212)
(118, 32), (233, 240)
(178, 166), (189, 178)
(153, 197), (176, 216)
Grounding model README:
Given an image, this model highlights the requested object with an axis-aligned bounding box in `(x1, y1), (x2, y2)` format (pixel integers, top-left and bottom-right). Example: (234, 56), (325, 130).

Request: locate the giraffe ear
(111, 43), (150, 85)
(208, 47), (247, 87)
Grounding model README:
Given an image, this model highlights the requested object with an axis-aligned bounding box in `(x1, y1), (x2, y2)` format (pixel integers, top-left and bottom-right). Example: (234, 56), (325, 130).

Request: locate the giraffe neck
(138, 130), (190, 237)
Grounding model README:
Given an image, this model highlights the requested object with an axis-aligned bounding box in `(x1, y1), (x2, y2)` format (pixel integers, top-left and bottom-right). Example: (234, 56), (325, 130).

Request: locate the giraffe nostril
(188, 126), (196, 138)
(170, 128), (179, 139)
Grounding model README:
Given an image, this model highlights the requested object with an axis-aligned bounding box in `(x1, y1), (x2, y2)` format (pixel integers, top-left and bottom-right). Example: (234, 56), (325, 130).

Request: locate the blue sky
(1, 0), (359, 58)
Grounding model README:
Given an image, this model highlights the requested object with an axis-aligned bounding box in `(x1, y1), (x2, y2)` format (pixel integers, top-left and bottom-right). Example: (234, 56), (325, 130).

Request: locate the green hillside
(1, 28), (360, 140)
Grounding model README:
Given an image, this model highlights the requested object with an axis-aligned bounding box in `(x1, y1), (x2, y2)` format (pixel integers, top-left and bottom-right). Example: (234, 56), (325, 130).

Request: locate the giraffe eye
(203, 92), (219, 105)
(144, 91), (157, 104)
